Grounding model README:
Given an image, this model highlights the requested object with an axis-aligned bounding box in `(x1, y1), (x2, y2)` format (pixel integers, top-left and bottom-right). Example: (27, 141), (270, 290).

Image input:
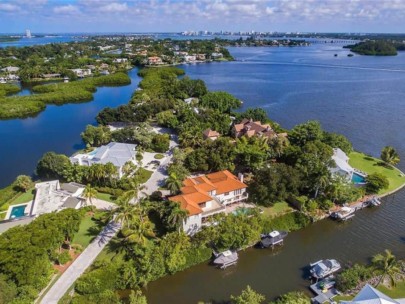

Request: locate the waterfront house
(203, 129), (220, 141)
(70, 68), (92, 78)
(330, 148), (354, 180)
(196, 54), (206, 61)
(233, 118), (278, 140)
(70, 142), (137, 178)
(113, 58), (128, 63)
(147, 56), (163, 65)
(211, 52), (223, 59)
(1, 66), (19, 73)
(169, 170), (248, 235)
(341, 284), (405, 303)
(30, 181), (85, 216)
(41, 73), (61, 79)
(184, 55), (197, 62)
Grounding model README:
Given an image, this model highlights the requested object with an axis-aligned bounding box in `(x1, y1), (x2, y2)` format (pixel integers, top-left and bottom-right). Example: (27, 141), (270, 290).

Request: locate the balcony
(219, 192), (249, 205)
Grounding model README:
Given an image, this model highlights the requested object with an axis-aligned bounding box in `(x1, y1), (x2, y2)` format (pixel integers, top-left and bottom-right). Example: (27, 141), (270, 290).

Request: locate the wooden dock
(310, 280), (339, 304)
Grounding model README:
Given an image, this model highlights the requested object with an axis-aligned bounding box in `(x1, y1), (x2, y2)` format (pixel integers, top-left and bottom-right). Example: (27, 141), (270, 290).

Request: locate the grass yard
(0, 187), (35, 213)
(9, 188), (35, 205)
(349, 151), (405, 194)
(96, 192), (116, 203)
(334, 280), (405, 301)
(154, 153), (165, 159)
(262, 202), (293, 218)
(72, 214), (105, 247)
(137, 167), (153, 184)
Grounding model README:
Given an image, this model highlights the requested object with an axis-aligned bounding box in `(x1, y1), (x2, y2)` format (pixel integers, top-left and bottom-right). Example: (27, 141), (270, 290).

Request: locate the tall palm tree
(381, 146), (400, 166)
(372, 249), (402, 287)
(121, 208), (155, 246)
(113, 196), (140, 228)
(167, 202), (189, 233)
(314, 173), (330, 198)
(104, 162), (118, 184)
(166, 172), (182, 195)
(83, 184), (98, 206)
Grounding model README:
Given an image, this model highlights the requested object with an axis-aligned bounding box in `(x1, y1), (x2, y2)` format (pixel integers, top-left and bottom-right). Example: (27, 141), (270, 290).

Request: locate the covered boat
(310, 259), (341, 279)
(331, 206), (355, 221)
(213, 250), (238, 269)
(259, 230), (288, 248)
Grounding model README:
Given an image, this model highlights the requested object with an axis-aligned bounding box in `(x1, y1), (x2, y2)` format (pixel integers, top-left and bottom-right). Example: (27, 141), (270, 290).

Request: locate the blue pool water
(352, 172), (366, 184)
(10, 205), (27, 218)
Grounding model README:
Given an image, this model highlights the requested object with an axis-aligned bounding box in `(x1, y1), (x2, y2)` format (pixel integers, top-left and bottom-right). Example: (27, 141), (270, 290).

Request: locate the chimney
(238, 173), (244, 183)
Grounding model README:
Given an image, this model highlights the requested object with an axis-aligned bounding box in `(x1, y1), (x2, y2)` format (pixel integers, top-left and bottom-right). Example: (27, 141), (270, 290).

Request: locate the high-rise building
(25, 29), (32, 38)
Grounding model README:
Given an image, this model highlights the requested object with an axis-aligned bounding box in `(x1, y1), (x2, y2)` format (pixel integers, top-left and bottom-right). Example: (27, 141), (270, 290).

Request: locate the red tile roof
(168, 170), (247, 216)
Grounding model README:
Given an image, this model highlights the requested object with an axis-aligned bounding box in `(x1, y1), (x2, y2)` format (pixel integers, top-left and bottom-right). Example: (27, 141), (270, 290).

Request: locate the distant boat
(368, 196), (382, 207)
(310, 259), (341, 279)
(348, 54), (354, 57)
(334, 54), (338, 57)
(258, 230), (288, 248)
(212, 250), (238, 269)
(330, 206), (355, 221)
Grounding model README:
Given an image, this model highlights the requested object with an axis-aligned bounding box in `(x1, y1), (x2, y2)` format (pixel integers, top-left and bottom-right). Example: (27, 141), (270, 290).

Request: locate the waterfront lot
(349, 151), (405, 194)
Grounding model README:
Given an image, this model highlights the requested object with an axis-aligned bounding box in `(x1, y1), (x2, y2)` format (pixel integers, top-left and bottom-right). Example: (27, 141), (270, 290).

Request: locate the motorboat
(259, 230), (288, 248)
(310, 259), (341, 279)
(330, 206), (355, 221)
(213, 250), (238, 269)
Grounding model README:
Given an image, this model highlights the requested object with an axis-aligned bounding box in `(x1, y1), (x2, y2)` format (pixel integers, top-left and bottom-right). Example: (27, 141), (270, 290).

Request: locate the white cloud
(53, 5), (80, 14)
(97, 2), (128, 13)
(0, 3), (20, 12)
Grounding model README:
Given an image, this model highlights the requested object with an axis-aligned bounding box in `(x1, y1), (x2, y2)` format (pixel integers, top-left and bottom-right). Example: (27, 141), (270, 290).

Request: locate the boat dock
(310, 279), (339, 304)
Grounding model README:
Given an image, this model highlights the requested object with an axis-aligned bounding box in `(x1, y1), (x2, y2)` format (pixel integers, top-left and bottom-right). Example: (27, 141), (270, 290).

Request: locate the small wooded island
(344, 40), (404, 56)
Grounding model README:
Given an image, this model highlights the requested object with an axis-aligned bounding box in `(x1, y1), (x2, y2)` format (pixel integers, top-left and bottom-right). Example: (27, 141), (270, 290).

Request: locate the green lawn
(72, 214), (105, 247)
(0, 187), (35, 213)
(262, 202), (293, 217)
(96, 192), (116, 203)
(9, 188), (35, 205)
(349, 151), (405, 194)
(334, 280), (405, 301)
(137, 167), (153, 184)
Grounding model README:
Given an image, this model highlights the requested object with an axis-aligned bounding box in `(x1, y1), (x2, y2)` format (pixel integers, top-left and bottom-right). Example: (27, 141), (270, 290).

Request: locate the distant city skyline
(0, 0), (404, 34)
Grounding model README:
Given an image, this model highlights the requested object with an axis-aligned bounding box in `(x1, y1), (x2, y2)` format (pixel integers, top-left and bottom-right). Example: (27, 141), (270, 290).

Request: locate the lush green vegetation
(345, 40), (398, 56)
(0, 73), (130, 119)
(0, 83), (21, 96)
(229, 286), (311, 304)
(72, 213), (105, 248)
(0, 176), (34, 214)
(349, 152), (405, 194)
(0, 209), (90, 303)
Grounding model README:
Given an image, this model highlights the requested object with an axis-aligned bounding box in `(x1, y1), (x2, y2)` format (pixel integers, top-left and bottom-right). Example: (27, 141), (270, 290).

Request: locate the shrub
(56, 251), (71, 265)
(154, 153), (165, 159)
(366, 173), (389, 194)
(336, 264), (373, 292)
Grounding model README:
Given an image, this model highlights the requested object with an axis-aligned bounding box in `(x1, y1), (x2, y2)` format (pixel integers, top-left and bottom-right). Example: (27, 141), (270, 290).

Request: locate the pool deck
(4, 201), (32, 220)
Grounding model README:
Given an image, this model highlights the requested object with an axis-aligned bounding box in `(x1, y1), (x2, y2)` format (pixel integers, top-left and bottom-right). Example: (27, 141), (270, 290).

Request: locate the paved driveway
(40, 221), (120, 304)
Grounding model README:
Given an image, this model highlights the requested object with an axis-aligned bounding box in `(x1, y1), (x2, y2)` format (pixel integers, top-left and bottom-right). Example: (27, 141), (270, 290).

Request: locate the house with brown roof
(232, 118), (278, 140)
(203, 129), (220, 141)
(169, 170), (248, 235)
(147, 56), (163, 65)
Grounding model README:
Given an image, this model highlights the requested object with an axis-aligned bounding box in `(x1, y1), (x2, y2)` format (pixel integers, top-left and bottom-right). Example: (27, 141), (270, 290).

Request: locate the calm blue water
(10, 205), (26, 218)
(352, 172), (366, 184)
(181, 46), (405, 171)
(0, 68), (140, 187)
(0, 35), (86, 48)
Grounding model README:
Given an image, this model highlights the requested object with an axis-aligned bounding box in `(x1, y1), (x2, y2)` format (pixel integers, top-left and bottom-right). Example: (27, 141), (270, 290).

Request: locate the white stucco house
(341, 284), (405, 304)
(169, 170), (248, 235)
(70, 68), (92, 78)
(330, 148), (355, 180)
(70, 142), (137, 178)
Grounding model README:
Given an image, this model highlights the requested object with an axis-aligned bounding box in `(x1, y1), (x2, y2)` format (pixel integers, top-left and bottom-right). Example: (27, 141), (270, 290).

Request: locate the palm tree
(114, 196), (140, 228)
(372, 249), (402, 287)
(166, 172), (182, 195)
(83, 184), (98, 206)
(167, 202), (189, 233)
(104, 162), (118, 184)
(121, 208), (155, 246)
(314, 174), (330, 198)
(381, 146), (400, 166)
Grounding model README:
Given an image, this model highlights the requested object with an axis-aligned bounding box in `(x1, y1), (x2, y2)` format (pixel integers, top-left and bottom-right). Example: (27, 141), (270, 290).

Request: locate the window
(234, 189), (242, 195)
(199, 202), (206, 208)
(224, 192), (229, 196)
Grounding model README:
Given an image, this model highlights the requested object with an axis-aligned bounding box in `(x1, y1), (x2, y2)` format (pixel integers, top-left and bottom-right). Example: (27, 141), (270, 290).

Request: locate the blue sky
(0, 0), (404, 34)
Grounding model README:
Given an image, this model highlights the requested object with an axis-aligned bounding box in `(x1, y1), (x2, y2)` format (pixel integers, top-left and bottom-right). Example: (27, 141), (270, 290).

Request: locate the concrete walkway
(40, 221), (120, 304)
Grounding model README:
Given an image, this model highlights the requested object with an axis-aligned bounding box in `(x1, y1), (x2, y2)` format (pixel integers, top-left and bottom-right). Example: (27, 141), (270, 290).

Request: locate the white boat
(331, 206), (355, 221)
(369, 197), (382, 207)
(259, 230), (288, 248)
(310, 259), (341, 279)
(213, 250), (238, 269)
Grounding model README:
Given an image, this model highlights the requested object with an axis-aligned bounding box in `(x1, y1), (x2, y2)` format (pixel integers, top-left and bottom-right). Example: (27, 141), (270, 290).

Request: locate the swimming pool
(352, 172), (366, 184)
(10, 205), (27, 218)
(232, 207), (254, 216)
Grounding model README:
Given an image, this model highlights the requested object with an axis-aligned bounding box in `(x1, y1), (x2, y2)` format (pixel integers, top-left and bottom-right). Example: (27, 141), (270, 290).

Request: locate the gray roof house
(30, 180), (85, 216)
(341, 284), (405, 304)
(70, 142), (136, 178)
(330, 148), (354, 180)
